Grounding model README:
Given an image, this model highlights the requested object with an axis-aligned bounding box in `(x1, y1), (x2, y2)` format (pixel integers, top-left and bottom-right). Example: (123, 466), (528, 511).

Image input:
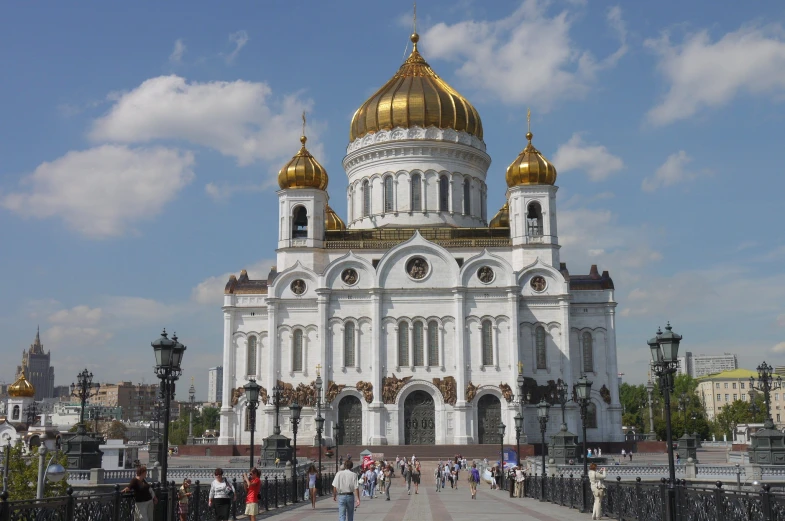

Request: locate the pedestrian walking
(404, 464), (413, 495)
(469, 463), (480, 500)
(177, 478), (192, 521)
(122, 466), (157, 521)
(515, 467), (524, 498)
(588, 463), (607, 520)
(333, 460), (361, 521)
(242, 468), (261, 521)
(384, 465), (393, 501)
(435, 464), (442, 492)
(308, 464), (320, 509)
(208, 468), (234, 521)
(412, 462), (421, 494)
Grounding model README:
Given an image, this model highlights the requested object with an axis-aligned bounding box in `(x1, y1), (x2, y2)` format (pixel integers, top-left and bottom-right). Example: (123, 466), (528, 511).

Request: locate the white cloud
(102, 296), (183, 325)
(89, 75), (318, 169)
(225, 30), (249, 64)
(642, 150), (709, 192)
(772, 342), (785, 353)
(191, 259), (276, 305)
(205, 182), (263, 202)
(169, 39), (186, 63)
(1, 145), (194, 238)
(552, 133), (624, 181)
(777, 314), (785, 327)
(49, 305), (103, 326)
(646, 24), (785, 126)
(422, 1), (627, 108)
(45, 325), (113, 347)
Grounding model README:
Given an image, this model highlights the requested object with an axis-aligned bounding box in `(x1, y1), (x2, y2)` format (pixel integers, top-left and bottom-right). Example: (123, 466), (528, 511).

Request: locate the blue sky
(2, 0), (785, 400)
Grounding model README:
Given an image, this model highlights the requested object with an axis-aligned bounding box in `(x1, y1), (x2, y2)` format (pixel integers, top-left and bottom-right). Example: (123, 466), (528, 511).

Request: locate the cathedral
(218, 31), (623, 448)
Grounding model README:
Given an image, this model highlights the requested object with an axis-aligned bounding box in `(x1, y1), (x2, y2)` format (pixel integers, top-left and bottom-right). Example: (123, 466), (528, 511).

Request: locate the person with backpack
(469, 463), (481, 500)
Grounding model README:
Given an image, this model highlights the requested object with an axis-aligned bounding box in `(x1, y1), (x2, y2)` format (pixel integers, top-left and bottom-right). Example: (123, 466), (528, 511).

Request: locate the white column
(355, 322), (361, 372)
(369, 290), (386, 444)
(508, 291), (520, 399)
(409, 322), (415, 371)
(493, 324), (500, 371)
(453, 288), (472, 443)
(439, 325), (445, 371)
(219, 302), (235, 445)
(317, 291), (328, 380)
(266, 299), (278, 436)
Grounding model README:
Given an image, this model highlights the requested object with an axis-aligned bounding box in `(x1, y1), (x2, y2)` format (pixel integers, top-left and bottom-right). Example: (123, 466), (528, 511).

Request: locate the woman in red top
(242, 468), (261, 521)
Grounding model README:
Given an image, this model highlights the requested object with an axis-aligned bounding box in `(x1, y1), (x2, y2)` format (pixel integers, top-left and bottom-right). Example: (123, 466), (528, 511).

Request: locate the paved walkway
(242, 474), (591, 521)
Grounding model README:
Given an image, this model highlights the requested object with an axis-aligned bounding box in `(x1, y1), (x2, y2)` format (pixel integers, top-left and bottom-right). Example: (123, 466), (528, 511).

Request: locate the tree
(201, 407), (219, 431)
(5, 441), (68, 500)
(102, 420), (128, 440)
(712, 395), (767, 439)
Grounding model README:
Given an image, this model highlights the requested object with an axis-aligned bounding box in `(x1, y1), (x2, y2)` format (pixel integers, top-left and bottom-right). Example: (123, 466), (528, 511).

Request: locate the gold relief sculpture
(356, 381), (374, 404)
(260, 386), (268, 405)
(325, 380), (346, 404)
(600, 384), (611, 405)
(382, 373), (413, 404)
(230, 387), (245, 407)
(433, 376), (457, 406)
(499, 383), (514, 403)
(465, 382), (478, 403)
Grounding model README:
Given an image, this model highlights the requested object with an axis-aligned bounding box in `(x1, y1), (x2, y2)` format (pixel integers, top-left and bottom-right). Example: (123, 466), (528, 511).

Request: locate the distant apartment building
(208, 367), (223, 404)
(697, 369), (757, 420)
(93, 382), (161, 421)
(677, 352), (738, 378)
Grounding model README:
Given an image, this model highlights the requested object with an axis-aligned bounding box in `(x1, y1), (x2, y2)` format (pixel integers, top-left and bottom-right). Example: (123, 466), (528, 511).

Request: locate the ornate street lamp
(537, 398), (550, 501)
(187, 378), (196, 445)
(750, 362), (782, 429)
(314, 366), (324, 478)
(516, 361), (529, 443)
(575, 373), (593, 513)
(514, 412), (523, 469)
(244, 379), (261, 469)
(498, 422), (506, 490)
(71, 369), (100, 427)
(748, 361), (785, 465)
(151, 328), (186, 486)
(333, 423), (343, 472)
(648, 323), (682, 520)
(555, 380), (568, 429)
(290, 401), (302, 502)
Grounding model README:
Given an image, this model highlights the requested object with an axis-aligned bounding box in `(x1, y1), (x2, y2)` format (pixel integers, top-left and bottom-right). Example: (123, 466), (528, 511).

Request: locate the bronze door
(478, 394), (502, 444)
(404, 391), (435, 445)
(338, 396), (362, 446)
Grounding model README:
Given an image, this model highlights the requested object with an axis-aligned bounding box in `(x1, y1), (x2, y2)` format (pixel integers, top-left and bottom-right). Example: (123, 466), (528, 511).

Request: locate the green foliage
(167, 406), (220, 445)
(4, 441), (69, 500)
(102, 420), (128, 440)
(712, 395), (767, 438)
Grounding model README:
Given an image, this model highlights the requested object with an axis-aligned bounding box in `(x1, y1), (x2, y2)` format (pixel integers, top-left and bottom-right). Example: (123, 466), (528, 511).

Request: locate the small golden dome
(325, 205), (346, 231)
(489, 202), (509, 228)
(277, 136), (328, 190)
(349, 33), (483, 142)
(506, 132), (557, 187)
(8, 371), (35, 398)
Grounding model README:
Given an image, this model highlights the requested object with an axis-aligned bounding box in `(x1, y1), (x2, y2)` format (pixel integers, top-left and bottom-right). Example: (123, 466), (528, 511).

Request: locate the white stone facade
(217, 121), (623, 448)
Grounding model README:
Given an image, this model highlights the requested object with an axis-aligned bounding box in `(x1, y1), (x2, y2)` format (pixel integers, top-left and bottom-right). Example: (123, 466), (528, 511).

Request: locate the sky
(2, 0), (785, 401)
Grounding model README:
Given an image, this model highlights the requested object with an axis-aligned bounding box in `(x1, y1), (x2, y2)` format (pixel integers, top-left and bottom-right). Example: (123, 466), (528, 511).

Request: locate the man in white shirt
(333, 460), (360, 521)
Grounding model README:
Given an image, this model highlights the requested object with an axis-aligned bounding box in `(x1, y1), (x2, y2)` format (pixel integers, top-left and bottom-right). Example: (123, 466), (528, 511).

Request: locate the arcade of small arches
(347, 170), (488, 225)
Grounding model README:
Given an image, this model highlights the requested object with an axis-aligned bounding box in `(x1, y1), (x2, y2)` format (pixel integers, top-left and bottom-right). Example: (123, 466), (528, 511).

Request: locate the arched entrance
(404, 391), (435, 445)
(477, 394), (502, 444)
(338, 396), (362, 446)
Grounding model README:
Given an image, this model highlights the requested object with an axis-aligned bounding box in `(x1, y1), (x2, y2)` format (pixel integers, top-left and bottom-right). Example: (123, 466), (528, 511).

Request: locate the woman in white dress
(588, 463), (607, 520)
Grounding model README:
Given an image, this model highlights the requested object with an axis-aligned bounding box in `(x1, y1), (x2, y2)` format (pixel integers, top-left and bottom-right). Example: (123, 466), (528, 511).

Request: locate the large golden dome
(8, 371), (35, 398)
(278, 135), (328, 190)
(506, 131), (557, 187)
(349, 33), (483, 142)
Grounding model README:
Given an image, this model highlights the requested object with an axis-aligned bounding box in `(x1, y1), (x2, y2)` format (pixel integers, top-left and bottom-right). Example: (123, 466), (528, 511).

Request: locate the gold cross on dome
(527, 108), (531, 133)
(302, 111), (307, 137)
(315, 363), (322, 376)
(413, 1), (417, 34)
(518, 361), (524, 375)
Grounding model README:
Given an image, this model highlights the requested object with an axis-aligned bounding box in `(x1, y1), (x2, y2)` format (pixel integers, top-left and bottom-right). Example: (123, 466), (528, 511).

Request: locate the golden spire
(412, 1), (418, 51)
(316, 364), (322, 377)
(302, 111), (307, 138)
(518, 361), (524, 375)
(527, 108), (531, 133)
(277, 120), (329, 190)
(505, 108), (557, 187)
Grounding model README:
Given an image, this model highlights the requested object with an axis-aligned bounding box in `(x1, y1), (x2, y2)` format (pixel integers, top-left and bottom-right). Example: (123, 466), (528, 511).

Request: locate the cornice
(346, 126), (486, 155)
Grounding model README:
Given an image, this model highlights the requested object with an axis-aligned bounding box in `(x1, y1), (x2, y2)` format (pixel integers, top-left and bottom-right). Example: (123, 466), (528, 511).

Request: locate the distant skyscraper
(677, 352), (738, 378)
(16, 328), (55, 400)
(208, 367), (223, 404)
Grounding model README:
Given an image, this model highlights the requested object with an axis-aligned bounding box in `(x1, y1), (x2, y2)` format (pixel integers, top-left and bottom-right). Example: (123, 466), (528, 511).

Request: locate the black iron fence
(0, 473), (335, 521)
(513, 473), (785, 521)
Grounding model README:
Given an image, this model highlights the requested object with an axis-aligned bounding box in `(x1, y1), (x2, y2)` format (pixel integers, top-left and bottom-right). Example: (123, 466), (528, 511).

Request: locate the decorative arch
(292, 328), (304, 372)
(271, 261), (318, 298)
(247, 335), (258, 376)
(463, 177), (471, 214)
(292, 205), (308, 239)
(362, 179), (370, 217)
(438, 174), (449, 211)
(383, 175), (394, 213)
(582, 331), (594, 373)
(459, 249), (515, 287)
(322, 252), (376, 289)
(394, 379), (445, 408)
(527, 201), (543, 237)
(410, 172), (423, 211)
(375, 231), (459, 288)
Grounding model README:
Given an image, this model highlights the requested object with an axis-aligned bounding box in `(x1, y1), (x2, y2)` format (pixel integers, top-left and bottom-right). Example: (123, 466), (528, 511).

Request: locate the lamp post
(71, 369), (100, 428)
(648, 323), (682, 521)
(244, 379), (261, 469)
(555, 380), (568, 429)
(536, 398), (550, 500)
(333, 423), (342, 472)
(516, 361), (528, 443)
(290, 401), (302, 502)
(514, 412), (523, 468)
(151, 328), (186, 486)
(575, 374), (593, 513)
(750, 361), (782, 429)
(678, 392), (690, 437)
(645, 378), (656, 440)
(747, 361), (785, 464)
(498, 422), (506, 490)
(187, 378), (196, 445)
(314, 366), (324, 475)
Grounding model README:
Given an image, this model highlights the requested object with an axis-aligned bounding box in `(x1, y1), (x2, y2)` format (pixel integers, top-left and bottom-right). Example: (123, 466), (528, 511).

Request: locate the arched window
(463, 178), (471, 214)
(481, 186), (486, 221)
(427, 320), (439, 367)
(362, 180), (370, 217)
(247, 336), (257, 376)
(439, 175), (449, 211)
(292, 206), (308, 239)
(292, 329), (303, 372)
(384, 176), (394, 213)
(413, 321), (424, 366)
(535, 326), (547, 369)
(587, 402), (598, 429)
(411, 173), (422, 211)
(12, 405), (20, 421)
(582, 331), (594, 373)
(344, 322), (356, 367)
(481, 320), (493, 366)
(398, 322), (409, 367)
(527, 202), (543, 237)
